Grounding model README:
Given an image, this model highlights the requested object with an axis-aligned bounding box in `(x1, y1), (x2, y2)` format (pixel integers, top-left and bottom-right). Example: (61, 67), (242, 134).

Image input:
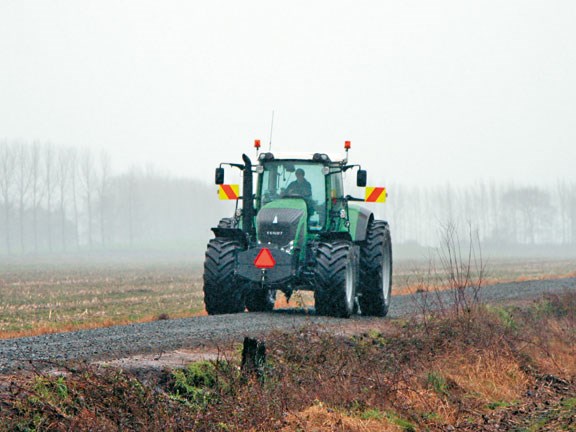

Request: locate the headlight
(281, 240), (295, 253)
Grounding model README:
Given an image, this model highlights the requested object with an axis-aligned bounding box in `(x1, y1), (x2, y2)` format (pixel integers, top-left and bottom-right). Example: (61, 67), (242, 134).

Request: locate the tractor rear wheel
(358, 220), (392, 317)
(245, 287), (276, 312)
(203, 238), (245, 314)
(314, 241), (357, 318)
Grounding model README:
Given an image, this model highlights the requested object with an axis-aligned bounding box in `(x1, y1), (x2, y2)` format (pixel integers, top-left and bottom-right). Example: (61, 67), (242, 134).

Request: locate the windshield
(258, 161), (327, 229)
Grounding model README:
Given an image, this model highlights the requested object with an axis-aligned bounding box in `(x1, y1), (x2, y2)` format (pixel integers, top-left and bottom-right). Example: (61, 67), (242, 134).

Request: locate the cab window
(258, 161), (327, 229)
(330, 172), (344, 199)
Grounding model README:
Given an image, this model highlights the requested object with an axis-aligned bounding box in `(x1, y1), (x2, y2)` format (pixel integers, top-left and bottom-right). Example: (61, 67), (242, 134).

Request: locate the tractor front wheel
(358, 220), (392, 317)
(203, 238), (245, 314)
(314, 241), (357, 318)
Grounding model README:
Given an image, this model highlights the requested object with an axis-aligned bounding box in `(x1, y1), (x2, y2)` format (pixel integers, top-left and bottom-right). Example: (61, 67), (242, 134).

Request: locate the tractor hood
(256, 199), (308, 250)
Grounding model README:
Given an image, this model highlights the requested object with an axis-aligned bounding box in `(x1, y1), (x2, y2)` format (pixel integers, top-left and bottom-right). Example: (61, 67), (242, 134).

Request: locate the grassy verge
(1, 291), (574, 431)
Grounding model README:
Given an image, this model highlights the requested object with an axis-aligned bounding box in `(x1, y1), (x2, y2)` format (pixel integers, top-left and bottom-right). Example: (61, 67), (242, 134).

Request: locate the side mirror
(215, 167), (224, 185)
(356, 170), (367, 187)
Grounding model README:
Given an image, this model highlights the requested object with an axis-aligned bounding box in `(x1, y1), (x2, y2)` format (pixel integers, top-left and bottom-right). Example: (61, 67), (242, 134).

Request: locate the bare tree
(569, 183), (576, 245)
(43, 143), (56, 251)
(29, 141), (45, 252)
(501, 186), (554, 244)
(556, 180), (572, 245)
(96, 151), (111, 246)
(56, 147), (72, 250)
(69, 148), (81, 249)
(0, 140), (16, 253)
(14, 142), (31, 252)
(126, 168), (137, 247)
(79, 148), (95, 248)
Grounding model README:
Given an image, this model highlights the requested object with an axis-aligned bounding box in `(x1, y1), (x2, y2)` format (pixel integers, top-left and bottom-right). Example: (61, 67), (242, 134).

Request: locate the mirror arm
(342, 164), (361, 172)
(220, 162), (245, 170)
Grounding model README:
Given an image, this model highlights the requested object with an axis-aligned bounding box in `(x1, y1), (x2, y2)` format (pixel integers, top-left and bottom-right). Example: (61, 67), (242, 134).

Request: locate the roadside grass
(1, 291), (574, 431)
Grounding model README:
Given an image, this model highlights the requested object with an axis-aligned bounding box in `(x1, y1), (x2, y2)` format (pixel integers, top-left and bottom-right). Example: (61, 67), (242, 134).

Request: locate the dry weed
(281, 404), (401, 432)
(437, 348), (532, 403)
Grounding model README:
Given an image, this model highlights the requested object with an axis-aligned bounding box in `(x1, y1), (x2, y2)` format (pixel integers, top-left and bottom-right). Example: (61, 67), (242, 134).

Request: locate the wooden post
(241, 337), (266, 378)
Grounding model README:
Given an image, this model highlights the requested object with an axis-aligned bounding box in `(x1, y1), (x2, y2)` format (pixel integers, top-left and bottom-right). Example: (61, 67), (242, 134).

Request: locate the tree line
(1, 139), (575, 256)
(380, 181), (576, 249)
(0, 140), (221, 255)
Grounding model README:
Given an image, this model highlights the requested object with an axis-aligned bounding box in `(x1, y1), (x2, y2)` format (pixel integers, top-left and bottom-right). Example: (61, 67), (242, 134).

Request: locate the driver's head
(295, 168), (305, 180)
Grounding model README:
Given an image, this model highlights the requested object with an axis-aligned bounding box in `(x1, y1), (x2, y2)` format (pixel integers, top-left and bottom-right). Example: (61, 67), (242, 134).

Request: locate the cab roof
(257, 152), (347, 164)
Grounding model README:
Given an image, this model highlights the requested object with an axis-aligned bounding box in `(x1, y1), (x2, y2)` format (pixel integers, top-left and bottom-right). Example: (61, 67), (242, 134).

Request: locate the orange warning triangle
(254, 248), (276, 269)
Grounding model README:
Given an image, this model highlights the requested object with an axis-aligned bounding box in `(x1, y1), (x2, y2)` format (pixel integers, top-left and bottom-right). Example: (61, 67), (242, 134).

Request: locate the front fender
(211, 227), (248, 248)
(348, 205), (373, 242)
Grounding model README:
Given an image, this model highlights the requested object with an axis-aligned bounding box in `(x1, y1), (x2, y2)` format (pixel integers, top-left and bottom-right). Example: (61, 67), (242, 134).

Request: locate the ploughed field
(0, 256), (575, 375)
(0, 257), (206, 339)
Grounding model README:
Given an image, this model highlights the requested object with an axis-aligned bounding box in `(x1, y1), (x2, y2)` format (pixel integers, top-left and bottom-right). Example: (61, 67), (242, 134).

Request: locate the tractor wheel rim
(382, 249), (391, 305)
(345, 260), (354, 307)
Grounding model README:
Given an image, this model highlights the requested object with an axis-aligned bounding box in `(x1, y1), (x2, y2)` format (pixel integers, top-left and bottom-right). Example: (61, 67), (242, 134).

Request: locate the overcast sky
(1, 0), (575, 186)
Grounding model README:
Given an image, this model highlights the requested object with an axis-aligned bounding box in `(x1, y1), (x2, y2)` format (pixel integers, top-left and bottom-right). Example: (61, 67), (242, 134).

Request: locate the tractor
(203, 141), (392, 318)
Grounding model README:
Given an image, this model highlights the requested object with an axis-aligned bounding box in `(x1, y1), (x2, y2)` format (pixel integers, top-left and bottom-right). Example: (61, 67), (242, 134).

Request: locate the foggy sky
(1, 1), (575, 187)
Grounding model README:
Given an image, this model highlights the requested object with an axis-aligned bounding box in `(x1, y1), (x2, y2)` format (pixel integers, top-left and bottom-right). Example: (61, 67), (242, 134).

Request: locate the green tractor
(203, 142), (392, 318)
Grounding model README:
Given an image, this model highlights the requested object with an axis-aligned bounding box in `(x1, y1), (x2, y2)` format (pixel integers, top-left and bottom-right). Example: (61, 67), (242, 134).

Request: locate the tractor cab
(256, 153), (346, 232)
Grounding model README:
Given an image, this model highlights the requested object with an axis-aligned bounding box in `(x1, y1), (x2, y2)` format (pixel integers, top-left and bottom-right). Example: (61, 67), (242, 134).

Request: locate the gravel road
(1, 277), (575, 374)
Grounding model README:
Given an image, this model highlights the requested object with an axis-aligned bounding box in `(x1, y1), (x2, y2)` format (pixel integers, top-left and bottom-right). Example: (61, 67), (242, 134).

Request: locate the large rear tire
(358, 220), (392, 317)
(245, 287), (276, 312)
(314, 241), (357, 318)
(203, 238), (245, 315)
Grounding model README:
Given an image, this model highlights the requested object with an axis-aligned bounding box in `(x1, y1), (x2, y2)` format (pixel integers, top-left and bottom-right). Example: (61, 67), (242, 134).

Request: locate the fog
(0, 140), (575, 262)
(1, 1), (576, 261)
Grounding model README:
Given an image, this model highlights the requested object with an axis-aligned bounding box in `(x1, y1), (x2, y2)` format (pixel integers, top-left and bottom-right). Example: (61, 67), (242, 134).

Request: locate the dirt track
(1, 277), (575, 374)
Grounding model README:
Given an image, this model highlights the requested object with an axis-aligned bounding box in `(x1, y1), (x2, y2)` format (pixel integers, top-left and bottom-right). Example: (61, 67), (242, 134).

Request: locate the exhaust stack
(241, 154), (255, 239)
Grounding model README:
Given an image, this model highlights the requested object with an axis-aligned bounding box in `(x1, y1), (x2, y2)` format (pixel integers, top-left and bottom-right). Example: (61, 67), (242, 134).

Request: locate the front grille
(258, 222), (295, 246)
(257, 208), (304, 247)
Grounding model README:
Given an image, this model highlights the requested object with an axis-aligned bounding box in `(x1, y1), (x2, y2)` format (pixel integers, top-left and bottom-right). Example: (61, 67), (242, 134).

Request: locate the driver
(285, 168), (312, 198)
